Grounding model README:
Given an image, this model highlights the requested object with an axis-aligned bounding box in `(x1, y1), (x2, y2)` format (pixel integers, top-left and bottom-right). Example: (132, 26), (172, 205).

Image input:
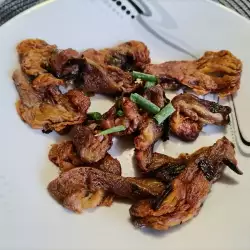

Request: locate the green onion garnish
(115, 97), (122, 109)
(116, 110), (124, 117)
(154, 103), (176, 125)
(87, 112), (102, 121)
(130, 93), (160, 114)
(132, 71), (157, 82)
(96, 125), (126, 136)
(144, 81), (156, 89)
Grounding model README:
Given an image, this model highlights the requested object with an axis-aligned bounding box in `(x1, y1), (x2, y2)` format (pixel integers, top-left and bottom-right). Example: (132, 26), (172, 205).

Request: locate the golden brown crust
(47, 167), (165, 211)
(72, 125), (112, 164)
(170, 93), (231, 141)
(112, 40), (150, 69)
(81, 59), (133, 94)
(32, 73), (64, 90)
(143, 84), (166, 108)
(13, 69), (90, 132)
(134, 117), (163, 151)
(141, 151), (188, 173)
(17, 39), (50, 56)
(49, 139), (121, 175)
(17, 39), (57, 77)
(99, 194), (115, 207)
(81, 40), (150, 95)
(63, 189), (105, 213)
(135, 146), (154, 172)
(170, 112), (203, 142)
(145, 50), (242, 96)
(98, 153), (122, 176)
(197, 50), (242, 96)
(84, 40), (150, 70)
(49, 141), (82, 171)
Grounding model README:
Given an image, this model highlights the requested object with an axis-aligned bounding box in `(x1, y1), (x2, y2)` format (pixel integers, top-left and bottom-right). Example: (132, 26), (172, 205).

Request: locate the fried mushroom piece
(16, 39), (69, 90)
(130, 137), (242, 230)
(83, 40), (150, 71)
(157, 76), (182, 91)
(136, 149), (188, 175)
(47, 167), (166, 213)
(134, 116), (163, 151)
(17, 39), (57, 77)
(144, 50), (242, 96)
(49, 140), (121, 207)
(98, 153), (121, 176)
(101, 97), (142, 136)
(59, 187), (107, 213)
(143, 84), (168, 108)
(49, 140), (121, 175)
(170, 113), (203, 142)
(32, 73), (64, 90)
(72, 125), (112, 164)
(134, 118), (163, 172)
(17, 39), (48, 55)
(170, 93), (231, 141)
(81, 59), (135, 94)
(108, 40), (150, 70)
(13, 69), (90, 132)
(49, 141), (83, 172)
(50, 48), (82, 78)
(197, 51), (242, 96)
(80, 40), (150, 95)
(134, 87), (169, 171)
(135, 146), (154, 172)
(93, 153), (122, 206)
(148, 153), (188, 173)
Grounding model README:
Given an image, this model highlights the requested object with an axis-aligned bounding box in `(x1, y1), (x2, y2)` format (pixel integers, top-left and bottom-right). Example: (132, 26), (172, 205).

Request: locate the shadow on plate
(129, 217), (192, 238)
(218, 173), (239, 185)
(26, 125), (70, 143)
(202, 125), (226, 135)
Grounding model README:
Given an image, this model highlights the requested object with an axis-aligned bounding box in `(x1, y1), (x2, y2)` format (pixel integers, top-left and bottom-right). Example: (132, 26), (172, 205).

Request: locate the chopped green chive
(144, 81), (156, 89)
(87, 112), (102, 121)
(132, 71), (157, 82)
(130, 93), (160, 114)
(96, 125), (126, 136)
(115, 97), (122, 109)
(154, 103), (176, 125)
(116, 110), (124, 117)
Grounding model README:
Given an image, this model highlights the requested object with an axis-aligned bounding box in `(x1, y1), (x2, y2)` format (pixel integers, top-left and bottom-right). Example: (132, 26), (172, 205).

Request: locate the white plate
(0, 0), (250, 249)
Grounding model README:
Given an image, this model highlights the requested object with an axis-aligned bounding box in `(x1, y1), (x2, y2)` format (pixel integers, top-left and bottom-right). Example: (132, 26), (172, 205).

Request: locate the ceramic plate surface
(0, 0), (249, 249)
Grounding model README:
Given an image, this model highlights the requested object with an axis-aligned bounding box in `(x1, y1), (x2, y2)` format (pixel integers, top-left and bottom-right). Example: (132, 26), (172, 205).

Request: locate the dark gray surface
(0, 0), (250, 26)
(0, 0), (43, 25)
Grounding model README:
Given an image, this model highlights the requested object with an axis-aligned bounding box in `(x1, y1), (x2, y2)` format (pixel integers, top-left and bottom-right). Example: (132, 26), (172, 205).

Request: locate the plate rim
(0, 1), (249, 249)
(1, 0), (250, 31)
